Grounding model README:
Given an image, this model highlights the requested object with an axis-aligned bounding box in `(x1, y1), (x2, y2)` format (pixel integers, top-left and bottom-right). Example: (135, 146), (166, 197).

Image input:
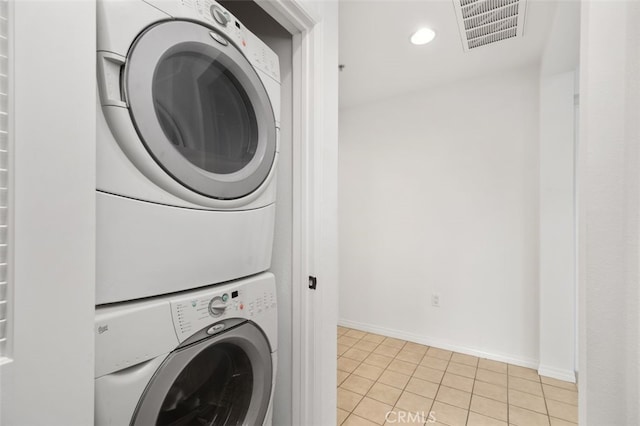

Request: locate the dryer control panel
(193, 0), (280, 82)
(143, 0), (280, 83)
(169, 272), (277, 345)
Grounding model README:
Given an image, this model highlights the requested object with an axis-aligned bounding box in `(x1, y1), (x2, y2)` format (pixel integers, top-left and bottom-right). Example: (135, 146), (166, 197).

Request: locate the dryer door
(131, 321), (272, 426)
(124, 20), (277, 200)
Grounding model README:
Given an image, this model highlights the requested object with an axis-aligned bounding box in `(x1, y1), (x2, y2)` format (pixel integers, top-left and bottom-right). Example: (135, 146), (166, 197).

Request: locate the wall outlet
(431, 293), (440, 307)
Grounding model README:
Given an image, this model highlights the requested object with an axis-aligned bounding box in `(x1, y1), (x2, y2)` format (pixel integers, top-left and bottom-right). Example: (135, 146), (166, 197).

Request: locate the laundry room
(1, 0), (640, 425)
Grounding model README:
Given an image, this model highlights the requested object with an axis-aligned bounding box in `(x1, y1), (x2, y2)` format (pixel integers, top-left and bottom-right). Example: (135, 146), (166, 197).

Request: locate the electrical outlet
(431, 293), (440, 307)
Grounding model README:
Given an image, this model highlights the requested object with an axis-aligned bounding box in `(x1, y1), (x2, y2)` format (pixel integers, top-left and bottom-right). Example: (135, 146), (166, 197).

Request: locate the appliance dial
(210, 5), (229, 27)
(208, 296), (227, 317)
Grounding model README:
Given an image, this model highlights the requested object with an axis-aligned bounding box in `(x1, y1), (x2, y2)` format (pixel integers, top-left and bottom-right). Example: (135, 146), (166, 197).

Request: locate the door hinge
(308, 276), (317, 290)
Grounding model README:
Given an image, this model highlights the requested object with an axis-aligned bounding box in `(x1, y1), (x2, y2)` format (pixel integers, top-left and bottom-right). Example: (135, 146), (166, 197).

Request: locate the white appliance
(96, 0), (281, 304)
(95, 272), (277, 426)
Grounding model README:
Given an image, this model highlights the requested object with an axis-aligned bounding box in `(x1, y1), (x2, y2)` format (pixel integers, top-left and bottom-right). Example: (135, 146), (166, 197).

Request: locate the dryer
(95, 272), (277, 425)
(96, 0), (281, 304)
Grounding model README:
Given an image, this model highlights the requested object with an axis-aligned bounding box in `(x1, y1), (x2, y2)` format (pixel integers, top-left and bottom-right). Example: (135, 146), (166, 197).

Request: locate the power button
(209, 32), (228, 46)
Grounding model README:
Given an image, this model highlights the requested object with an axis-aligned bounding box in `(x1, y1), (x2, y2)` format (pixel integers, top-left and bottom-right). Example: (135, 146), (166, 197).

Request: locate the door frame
(255, 1), (338, 424)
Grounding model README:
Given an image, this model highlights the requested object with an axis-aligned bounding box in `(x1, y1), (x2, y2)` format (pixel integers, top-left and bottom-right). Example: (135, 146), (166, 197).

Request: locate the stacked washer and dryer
(94, 0), (281, 424)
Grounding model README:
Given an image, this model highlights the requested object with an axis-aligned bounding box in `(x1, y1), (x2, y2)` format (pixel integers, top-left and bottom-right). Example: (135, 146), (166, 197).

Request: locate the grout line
(540, 375), (551, 421)
(338, 327), (578, 425)
(506, 369), (510, 425)
(357, 330), (436, 422)
(339, 329), (415, 421)
(464, 359), (479, 425)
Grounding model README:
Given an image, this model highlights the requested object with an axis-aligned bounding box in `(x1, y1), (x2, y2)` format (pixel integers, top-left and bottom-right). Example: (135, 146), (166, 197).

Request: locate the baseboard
(537, 365), (577, 383)
(338, 318), (539, 371)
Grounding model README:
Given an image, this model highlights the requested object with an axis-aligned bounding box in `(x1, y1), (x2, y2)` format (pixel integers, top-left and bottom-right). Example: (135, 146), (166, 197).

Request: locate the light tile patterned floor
(337, 326), (578, 426)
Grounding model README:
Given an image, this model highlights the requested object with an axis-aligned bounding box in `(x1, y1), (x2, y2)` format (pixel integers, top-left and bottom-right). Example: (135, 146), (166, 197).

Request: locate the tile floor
(337, 326), (578, 426)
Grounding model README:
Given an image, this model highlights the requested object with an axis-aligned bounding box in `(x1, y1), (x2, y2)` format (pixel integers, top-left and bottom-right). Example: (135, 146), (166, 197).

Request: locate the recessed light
(410, 27), (436, 45)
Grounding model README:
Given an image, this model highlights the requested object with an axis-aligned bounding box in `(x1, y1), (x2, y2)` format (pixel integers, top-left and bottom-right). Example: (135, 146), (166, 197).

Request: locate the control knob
(208, 296), (227, 317)
(210, 5), (230, 27)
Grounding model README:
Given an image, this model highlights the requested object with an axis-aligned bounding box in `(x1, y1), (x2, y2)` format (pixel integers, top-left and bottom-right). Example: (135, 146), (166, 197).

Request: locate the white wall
(579, 1), (640, 424)
(0, 1), (96, 425)
(539, 0), (580, 78)
(339, 68), (541, 367)
(538, 71), (576, 381)
(537, 0), (580, 382)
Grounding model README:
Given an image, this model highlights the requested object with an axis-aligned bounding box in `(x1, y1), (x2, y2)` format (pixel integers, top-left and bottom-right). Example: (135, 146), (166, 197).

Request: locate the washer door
(132, 322), (272, 426)
(125, 20), (277, 200)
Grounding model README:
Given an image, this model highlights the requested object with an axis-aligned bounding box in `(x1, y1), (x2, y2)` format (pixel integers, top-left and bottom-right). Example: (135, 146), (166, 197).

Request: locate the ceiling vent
(453, 0), (528, 51)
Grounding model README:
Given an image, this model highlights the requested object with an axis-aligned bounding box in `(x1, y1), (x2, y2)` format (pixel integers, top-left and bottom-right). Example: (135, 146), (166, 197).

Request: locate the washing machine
(95, 272), (277, 425)
(96, 0), (281, 304)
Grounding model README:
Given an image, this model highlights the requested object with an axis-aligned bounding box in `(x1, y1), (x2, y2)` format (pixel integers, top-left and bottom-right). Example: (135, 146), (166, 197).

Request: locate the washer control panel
(169, 275), (277, 343)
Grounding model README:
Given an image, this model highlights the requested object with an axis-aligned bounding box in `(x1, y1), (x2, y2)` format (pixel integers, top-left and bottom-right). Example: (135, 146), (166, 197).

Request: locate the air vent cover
(453, 0), (527, 51)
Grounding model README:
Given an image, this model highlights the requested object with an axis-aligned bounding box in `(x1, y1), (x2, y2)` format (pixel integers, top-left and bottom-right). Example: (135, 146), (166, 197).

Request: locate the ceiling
(339, 0), (562, 109)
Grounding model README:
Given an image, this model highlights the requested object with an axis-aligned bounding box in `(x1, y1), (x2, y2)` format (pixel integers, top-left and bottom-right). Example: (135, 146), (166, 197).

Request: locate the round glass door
(157, 343), (253, 425)
(153, 53), (259, 176)
(132, 323), (272, 425)
(125, 20), (277, 200)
